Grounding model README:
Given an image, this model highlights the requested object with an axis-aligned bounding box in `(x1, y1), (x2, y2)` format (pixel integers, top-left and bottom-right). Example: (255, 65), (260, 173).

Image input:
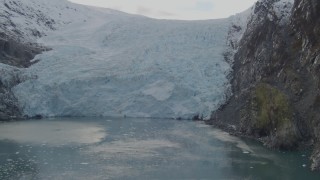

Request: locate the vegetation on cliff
(251, 83), (298, 149)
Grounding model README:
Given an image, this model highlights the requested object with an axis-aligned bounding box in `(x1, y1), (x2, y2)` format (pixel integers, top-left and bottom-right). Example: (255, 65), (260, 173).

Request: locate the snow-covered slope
(8, 0), (249, 119)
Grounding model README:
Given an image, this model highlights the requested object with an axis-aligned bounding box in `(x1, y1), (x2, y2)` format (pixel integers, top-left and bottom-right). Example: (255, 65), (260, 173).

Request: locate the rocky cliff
(211, 0), (320, 171)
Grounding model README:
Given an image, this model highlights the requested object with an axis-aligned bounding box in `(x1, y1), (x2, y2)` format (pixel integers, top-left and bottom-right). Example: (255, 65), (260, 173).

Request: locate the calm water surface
(0, 117), (319, 180)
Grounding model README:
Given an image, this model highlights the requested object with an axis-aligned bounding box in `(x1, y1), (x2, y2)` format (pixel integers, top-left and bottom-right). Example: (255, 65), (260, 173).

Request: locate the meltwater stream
(0, 118), (319, 180)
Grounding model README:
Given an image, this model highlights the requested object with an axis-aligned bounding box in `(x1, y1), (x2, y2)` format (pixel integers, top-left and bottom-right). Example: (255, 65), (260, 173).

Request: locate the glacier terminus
(4, 0), (249, 119)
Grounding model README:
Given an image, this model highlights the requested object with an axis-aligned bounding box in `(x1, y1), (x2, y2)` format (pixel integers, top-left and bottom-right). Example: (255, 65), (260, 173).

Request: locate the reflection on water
(0, 119), (106, 145)
(89, 139), (180, 158)
(207, 128), (253, 153)
(0, 117), (319, 180)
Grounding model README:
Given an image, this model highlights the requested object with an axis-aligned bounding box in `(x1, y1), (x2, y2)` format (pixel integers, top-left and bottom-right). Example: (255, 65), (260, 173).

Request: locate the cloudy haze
(68, 0), (257, 20)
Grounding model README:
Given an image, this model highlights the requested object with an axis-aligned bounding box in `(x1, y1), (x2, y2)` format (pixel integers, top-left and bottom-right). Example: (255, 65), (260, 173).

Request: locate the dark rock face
(0, 33), (47, 68)
(0, 34), (47, 121)
(291, 0), (320, 171)
(211, 0), (320, 170)
(0, 65), (23, 121)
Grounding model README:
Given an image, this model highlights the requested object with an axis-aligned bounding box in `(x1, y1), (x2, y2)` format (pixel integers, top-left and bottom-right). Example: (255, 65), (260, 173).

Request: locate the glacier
(8, 0), (250, 119)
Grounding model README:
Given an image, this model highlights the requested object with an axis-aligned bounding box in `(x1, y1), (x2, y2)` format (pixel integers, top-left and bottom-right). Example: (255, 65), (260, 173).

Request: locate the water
(0, 117), (319, 180)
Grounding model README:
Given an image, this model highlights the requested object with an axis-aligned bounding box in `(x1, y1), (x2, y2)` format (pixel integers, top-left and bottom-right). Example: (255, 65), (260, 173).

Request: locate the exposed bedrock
(211, 0), (320, 170)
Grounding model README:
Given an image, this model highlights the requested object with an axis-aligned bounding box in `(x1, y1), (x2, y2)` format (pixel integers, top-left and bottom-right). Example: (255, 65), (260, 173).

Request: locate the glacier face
(11, 0), (246, 119)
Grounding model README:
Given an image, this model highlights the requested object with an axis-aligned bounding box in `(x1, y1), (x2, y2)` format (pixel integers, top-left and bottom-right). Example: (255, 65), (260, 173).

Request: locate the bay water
(0, 117), (319, 179)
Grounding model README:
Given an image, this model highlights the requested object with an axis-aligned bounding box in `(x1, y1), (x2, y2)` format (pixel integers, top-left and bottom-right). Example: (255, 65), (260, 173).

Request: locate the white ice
(7, 0), (252, 119)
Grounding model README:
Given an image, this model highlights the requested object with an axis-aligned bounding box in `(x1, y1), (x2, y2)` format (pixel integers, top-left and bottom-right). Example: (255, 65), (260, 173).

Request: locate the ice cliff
(0, 0), (251, 119)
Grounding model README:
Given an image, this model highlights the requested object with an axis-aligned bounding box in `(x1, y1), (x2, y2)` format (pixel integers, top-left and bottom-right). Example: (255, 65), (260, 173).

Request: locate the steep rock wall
(211, 0), (320, 170)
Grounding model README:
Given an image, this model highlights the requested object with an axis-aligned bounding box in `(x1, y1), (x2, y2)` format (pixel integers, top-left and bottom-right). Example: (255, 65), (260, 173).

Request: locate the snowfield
(7, 0), (250, 119)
